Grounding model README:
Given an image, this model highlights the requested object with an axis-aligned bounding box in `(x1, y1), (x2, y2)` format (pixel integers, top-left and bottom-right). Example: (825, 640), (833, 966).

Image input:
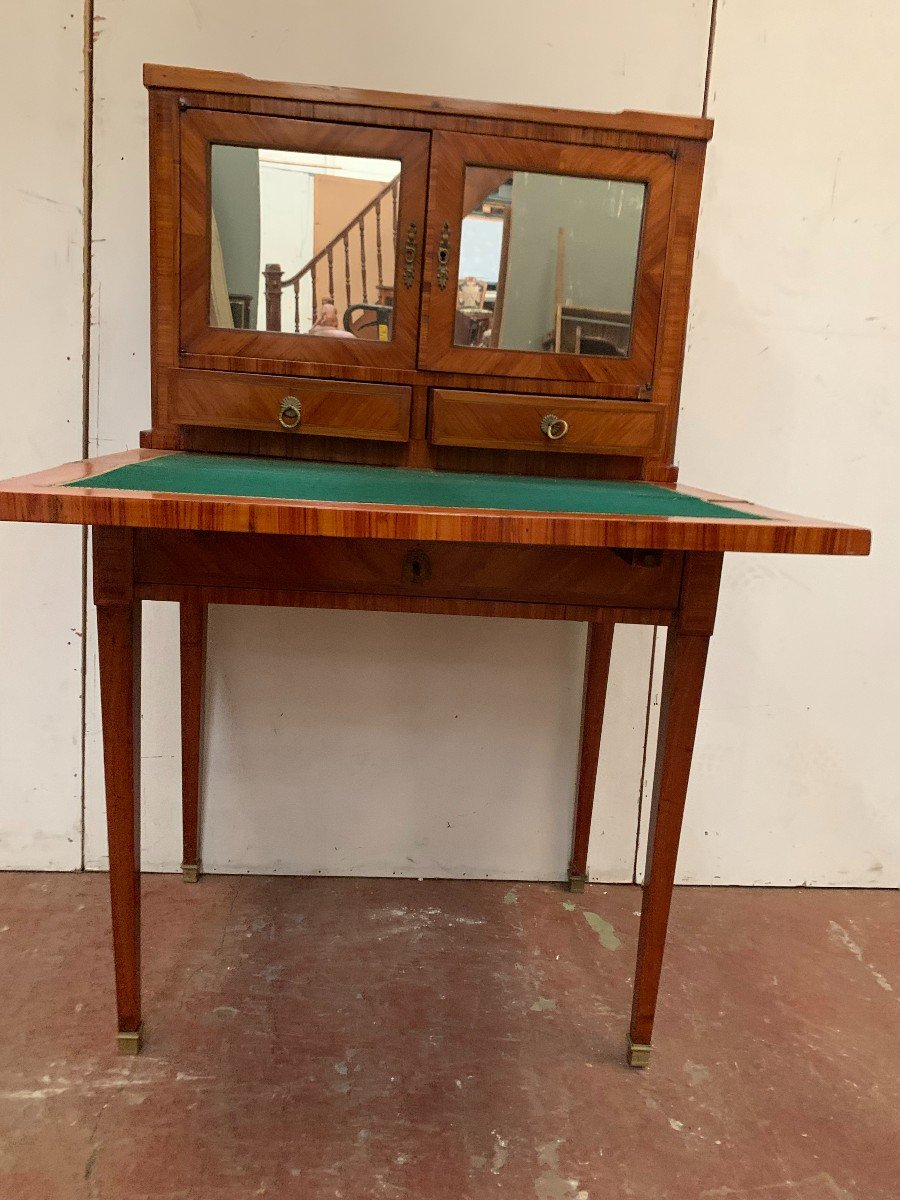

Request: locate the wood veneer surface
(0, 450), (871, 556)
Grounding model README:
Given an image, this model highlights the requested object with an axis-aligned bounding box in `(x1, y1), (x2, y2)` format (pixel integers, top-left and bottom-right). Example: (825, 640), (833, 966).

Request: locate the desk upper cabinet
(146, 65), (712, 477)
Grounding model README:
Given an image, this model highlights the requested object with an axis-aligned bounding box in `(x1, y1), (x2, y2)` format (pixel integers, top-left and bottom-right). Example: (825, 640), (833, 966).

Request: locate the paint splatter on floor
(582, 911), (621, 951)
(534, 1140), (588, 1200)
(530, 997), (557, 1013)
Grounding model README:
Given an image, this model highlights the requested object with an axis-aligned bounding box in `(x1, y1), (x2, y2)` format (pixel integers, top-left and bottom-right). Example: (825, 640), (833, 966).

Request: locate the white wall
(665, 0), (900, 885)
(82, 0), (720, 883)
(82, 0), (712, 881)
(0, 9), (84, 869)
(4, 1), (897, 885)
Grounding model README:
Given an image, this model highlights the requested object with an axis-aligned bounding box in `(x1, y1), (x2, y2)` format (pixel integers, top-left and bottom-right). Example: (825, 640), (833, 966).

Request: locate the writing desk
(0, 449), (870, 1064)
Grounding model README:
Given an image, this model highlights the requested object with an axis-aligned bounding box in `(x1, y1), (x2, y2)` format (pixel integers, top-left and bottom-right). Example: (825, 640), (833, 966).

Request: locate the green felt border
(68, 454), (765, 521)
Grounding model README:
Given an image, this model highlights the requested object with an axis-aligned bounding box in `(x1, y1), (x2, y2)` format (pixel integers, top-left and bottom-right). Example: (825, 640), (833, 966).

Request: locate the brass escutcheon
(403, 222), (418, 288)
(402, 547), (432, 585)
(436, 222), (451, 290)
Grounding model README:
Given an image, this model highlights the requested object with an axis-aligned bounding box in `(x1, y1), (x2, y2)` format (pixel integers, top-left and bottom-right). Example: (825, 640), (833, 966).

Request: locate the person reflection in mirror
(309, 295), (356, 338)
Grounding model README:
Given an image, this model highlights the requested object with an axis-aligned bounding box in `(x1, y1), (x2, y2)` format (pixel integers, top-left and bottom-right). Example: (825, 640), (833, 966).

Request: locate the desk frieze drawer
(429, 389), (666, 457)
(169, 369), (412, 443)
(134, 530), (683, 612)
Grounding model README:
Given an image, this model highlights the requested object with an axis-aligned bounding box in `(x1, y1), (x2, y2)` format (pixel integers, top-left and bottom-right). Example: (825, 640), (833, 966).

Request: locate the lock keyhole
(402, 548), (432, 585)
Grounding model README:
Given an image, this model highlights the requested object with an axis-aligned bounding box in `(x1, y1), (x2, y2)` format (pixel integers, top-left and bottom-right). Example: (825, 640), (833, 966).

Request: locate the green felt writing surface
(68, 454), (764, 521)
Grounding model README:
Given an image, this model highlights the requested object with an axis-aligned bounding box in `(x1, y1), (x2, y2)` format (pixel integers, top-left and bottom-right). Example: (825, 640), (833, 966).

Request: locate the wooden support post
(263, 262), (282, 332)
(93, 528), (143, 1055)
(567, 622), (615, 891)
(628, 552), (723, 1067)
(179, 598), (207, 883)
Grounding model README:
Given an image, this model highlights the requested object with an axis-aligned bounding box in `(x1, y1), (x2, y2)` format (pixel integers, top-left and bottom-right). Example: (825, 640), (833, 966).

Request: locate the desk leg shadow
(567, 621), (615, 893)
(179, 599), (207, 884)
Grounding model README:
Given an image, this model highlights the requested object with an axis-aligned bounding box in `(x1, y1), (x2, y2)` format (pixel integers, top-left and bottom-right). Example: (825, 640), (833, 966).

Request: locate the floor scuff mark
(684, 1060), (711, 1084)
(491, 1130), (510, 1174)
(699, 1173), (854, 1199)
(828, 921), (893, 993)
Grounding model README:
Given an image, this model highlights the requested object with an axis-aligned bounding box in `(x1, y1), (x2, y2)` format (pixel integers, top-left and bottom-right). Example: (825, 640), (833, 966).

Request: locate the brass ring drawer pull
(541, 413), (568, 441)
(279, 396), (302, 429)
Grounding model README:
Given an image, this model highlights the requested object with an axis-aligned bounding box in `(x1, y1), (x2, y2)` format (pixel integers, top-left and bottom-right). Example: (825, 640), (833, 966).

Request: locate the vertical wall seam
(702, 0), (719, 117)
(79, 0), (95, 871)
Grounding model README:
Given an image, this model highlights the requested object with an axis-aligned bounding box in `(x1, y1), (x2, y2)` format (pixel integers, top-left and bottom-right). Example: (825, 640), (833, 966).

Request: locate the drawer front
(169, 369), (412, 443)
(135, 531), (683, 612)
(430, 389), (665, 456)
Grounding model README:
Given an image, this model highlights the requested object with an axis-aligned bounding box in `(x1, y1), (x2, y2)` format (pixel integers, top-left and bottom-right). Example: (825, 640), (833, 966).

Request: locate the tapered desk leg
(628, 552), (722, 1068)
(179, 599), (207, 884)
(95, 529), (143, 1055)
(567, 622), (615, 892)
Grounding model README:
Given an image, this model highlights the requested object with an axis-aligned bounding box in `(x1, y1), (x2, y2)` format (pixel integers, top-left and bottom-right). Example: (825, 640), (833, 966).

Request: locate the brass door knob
(541, 413), (568, 441)
(279, 396), (302, 429)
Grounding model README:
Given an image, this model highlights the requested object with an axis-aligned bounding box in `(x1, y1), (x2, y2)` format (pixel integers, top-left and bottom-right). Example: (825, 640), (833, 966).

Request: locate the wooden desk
(0, 450), (869, 1065)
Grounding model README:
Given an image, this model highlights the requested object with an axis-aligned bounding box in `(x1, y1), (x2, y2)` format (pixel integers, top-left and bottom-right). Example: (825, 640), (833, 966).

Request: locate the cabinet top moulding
(142, 63), (714, 142)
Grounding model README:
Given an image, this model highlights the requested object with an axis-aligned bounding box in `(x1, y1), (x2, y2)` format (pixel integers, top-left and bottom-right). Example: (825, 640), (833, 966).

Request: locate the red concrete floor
(0, 875), (897, 1199)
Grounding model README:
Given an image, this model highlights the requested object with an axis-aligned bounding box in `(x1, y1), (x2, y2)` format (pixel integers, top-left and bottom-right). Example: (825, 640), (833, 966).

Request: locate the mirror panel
(454, 167), (646, 357)
(210, 146), (402, 340)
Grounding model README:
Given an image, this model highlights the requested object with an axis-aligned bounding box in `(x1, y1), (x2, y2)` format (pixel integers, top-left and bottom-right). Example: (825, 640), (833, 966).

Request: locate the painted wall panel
(84, 0), (712, 878)
(639, 1), (900, 885)
(0, 8), (85, 869)
(5, 2), (895, 887)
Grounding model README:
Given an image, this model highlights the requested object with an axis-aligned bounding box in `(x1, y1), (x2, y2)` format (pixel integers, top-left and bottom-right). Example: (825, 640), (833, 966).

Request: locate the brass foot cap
(627, 1038), (652, 1068)
(181, 861), (201, 883)
(117, 1025), (143, 1056)
(567, 871), (588, 894)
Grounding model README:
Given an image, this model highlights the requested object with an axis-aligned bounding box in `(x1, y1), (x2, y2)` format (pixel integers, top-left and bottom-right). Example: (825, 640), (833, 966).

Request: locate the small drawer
(169, 369), (412, 443)
(429, 389), (665, 457)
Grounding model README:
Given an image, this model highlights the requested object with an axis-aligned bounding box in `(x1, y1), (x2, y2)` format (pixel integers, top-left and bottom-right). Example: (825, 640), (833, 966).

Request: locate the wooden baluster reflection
(359, 215), (368, 303)
(375, 198), (383, 292)
(343, 231), (351, 311)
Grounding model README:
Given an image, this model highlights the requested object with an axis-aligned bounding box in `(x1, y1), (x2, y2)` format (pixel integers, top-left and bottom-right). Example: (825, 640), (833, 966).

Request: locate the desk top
(0, 450), (870, 555)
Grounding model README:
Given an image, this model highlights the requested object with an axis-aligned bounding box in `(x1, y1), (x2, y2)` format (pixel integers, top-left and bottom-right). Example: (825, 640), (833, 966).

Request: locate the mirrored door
(420, 132), (675, 387)
(180, 110), (429, 369)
